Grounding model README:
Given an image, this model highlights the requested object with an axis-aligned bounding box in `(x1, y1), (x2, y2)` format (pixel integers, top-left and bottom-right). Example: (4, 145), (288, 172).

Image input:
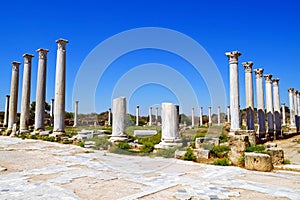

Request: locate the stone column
(7, 62), (21, 131)
(272, 78), (281, 137)
(217, 106), (221, 126)
(4, 95), (10, 127)
(73, 101), (79, 127)
(264, 74), (274, 138)
(155, 103), (181, 148)
(191, 107), (195, 128)
(53, 39), (68, 134)
(208, 106), (212, 126)
(108, 108), (111, 126)
(136, 105), (139, 126)
(242, 61), (255, 130)
(254, 68), (266, 138)
(225, 51), (242, 131)
(297, 92), (300, 131)
(155, 107), (159, 125)
(282, 103), (286, 126)
(110, 97), (127, 142)
(199, 106), (203, 126)
(149, 107), (152, 126)
(50, 99), (54, 126)
(227, 106), (230, 123)
(35, 49), (48, 132)
(288, 88), (296, 131)
(294, 90), (299, 132)
(19, 54), (34, 132)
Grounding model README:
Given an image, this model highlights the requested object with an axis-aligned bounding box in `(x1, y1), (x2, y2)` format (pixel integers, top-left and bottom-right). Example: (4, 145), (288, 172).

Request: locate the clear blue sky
(0, 0), (299, 116)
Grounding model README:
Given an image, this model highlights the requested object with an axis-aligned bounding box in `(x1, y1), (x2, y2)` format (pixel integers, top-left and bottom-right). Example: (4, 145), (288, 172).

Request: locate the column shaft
(227, 106), (230, 123)
(112, 97), (126, 137)
(217, 106), (221, 126)
(288, 88), (296, 129)
(199, 107), (203, 126)
(136, 106), (139, 126)
(208, 107), (212, 126)
(4, 95), (10, 127)
(254, 69), (266, 138)
(149, 107), (152, 126)
(191, 107), (195, 128)
(50, 99), (54, 126)
(282, 103), (286, 126)
(108, 108), (111, 126)
(264, 74), (274, 138)
(272, 78), (281, 136)
(73, 101), (79, 127)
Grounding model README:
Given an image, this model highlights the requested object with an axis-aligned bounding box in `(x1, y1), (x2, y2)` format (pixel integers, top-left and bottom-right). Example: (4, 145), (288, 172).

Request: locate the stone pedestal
(288, 88), (296, 132)
(199, 106), (203, 126)
(53, 39), (68, 135)
(110, 97), (127, 142)
(136, 106), (139, 126)
(208, 106), (212, 126)
(272, 78), (281, 138)
(155, 103), (182, 149)
(4, 95), (10, 127)
(7, 62), (21, 132)
(149, 107), (152, 126)
(73, 101), (79, 127)
(225, 51), (242, 131)
(20, 54), (34, 132)
(242, 62), (255, 130)
(35, 49), (48, 132)
(191, 107), (195, 128)
(254, 69), (266, 138)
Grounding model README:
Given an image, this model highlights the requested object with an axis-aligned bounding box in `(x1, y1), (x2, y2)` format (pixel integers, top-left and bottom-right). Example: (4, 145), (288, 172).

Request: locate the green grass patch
(212, 158), (231, 166)
(183, 148), (196, 161)
(284, 159), (291, 164)
(219, 132), (228, 143)
(85, 136), (112, 150)
(211, 145), (230, 158)
(246, 144), (268, 154)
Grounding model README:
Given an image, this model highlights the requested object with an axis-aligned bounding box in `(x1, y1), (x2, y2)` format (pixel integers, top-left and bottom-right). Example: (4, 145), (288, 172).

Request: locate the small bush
(219, 133), (228, 143)
(183, 148), (196, 161)
(140, 141), (154, 153)
(211, 145), (230, 158)
(212, 158), (231, 166)
(117, 142), (131, 150)
(30, 135), (37, 140)
(284, 159), (291, 164)
(246, 144), (267, 154)
(191, 133), (206, 141)
(239, 153), (245, 166)
(77, 142), (85, 147)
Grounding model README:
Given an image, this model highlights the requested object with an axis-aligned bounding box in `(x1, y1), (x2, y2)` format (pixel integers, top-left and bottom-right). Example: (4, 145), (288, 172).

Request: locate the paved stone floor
(0, 136), (300, 200)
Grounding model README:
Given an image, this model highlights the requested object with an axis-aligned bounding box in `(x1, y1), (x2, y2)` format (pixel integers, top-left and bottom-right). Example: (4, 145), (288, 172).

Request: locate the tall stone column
(272, 78), (281, 137)
(155, 103), (181, 148)
(297, 92), (300, 131)
(264, 74), (274, 138)
(242, 62), (255, 130)
(155, 106), (159, 125)
(294, 90), (299, 132)
(227, 106), (230, 123)
(136, 105), (139, 126)
(208, 106), (212, 126)
(225, 51), (242, 131)
(50, 99), (54, 126)
(191, 107), (195, 128)
(108, 108), (111, 126)
(199, 106), (203, 126)
(282, 103), (286, 126)
(254, 68), (266, 138)
(288, 88), (296, 131)
(53, 39), (68, 134)
(20, 54), (34, 132)
(7, 62), (21, 131)
(217, 106), (221, 126)
(35, 49), (48, 132)
(110, 97), (127, 142)
(149, 107), (152, 126)
(4, 95), (10, 127)
(73, 101), (79, 127)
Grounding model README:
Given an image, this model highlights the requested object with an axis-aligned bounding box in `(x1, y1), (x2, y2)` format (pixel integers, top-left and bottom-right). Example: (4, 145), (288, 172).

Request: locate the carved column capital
(225, 51), (242, 64)
(254, 68), (264, 78)
(288, 88), (294, 93)
(12, 61), (21, 71)
(36, 48), (49, 59)
(242, 61), (253, 73)
(23, 54), (34, 64)
(272, 78), (280, 86)
(264, 74), (273, 83)
(56, 38), (69, 51)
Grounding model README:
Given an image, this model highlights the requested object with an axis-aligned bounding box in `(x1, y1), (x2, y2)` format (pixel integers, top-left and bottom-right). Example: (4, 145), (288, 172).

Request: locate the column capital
(225, 51), (242, 64)
(227, 105), (230, 108)
(75, 101), (79, 104)
(12, 61), (21, 71)
(6, 95), (10, 98)
(36, 48), (49, 59)
(288, 88), (294, 93)
(23, 54), (34, 64)
(272, 78), (280, 85)
(242, 61), (253, 73)
(254, 68), (264, 78)
(282, 103), (285, 106)
(208, 106), (211, 109)
(56, 38), (69, 51)
(136, 105), (139, 108)
(294, 90), (299, 95)
(264, 74), (273, 82)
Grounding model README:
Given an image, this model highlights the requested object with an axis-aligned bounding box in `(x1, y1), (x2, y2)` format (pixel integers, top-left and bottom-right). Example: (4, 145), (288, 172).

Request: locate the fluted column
(242, 61), (255, 130)
(73, 101), (79, 127)
(225, 51), (242, 131)
(20, 54), (34, 132)
(35, 49), (48, 132)
(272, 78), (281, 137)
(155, 107), (159, 125)
(53, 39), (68, 134)
(191, 107), (195, 128)
(108, 108), (111, 126)
(50, 99), (54, 126)
(149, 107), (152, 126)
(136, 105), (139, 126)
(282, 103), (286, 126)
(7, 62), (21, 131)
(217, 106), (221, 126)
(288, 88), (296, 130)
(254, 68), (266, 138)
(4, 95), (10, 127)
(227, 106), (230, 123)
(208, 106), (212, 126)
(264, 74), (274, 138)
(199, 106), (203, 126)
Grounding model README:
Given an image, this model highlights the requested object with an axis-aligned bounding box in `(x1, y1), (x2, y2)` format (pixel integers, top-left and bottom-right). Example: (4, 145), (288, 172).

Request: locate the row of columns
(5, 39), (68, 135)
(287, 88), (300, 132)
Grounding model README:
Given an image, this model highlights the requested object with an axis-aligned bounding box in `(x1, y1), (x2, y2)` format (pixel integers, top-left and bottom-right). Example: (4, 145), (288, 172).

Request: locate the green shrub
(211, 145), (230, 158)
(212, 158), (231, 166)
(30, 135), (37, 140)
(77, 142), (85, 147)
(239, 153), (245, 166)
(117, 142), (131, 150)
(42, 136), (55, 142)
(191, 133), (206, 141)
(85, 136), (111, 150)
(155, 147), (178, 158)
(140, 141), (154, 153)
(246, 144), (267, 154)
(183, 148), (196, 161)
(284, 159), (291, 164)
(219, 133), (228, 143)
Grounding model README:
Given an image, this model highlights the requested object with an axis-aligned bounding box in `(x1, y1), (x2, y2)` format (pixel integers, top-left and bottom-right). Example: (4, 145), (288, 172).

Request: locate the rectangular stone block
(133, 130), (157, 137)
(245, 152), (273, 172)
(193, 149), (210, 159)
(195, 137), (219, 149)
(266, 147), (284, 166)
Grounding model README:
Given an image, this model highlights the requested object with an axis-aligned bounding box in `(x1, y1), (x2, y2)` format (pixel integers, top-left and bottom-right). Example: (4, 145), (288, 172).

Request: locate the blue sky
(0, 0), (299, 116)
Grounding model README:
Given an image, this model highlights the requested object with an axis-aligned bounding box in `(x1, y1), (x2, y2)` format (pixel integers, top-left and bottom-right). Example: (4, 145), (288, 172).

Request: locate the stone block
(266, 147), (284, 165)
(84, 141), (96, 148)
(193, 149), (210, 159)
(228, 133), (250, 166)
(133, 130), (157, 137)
(39, 130), (52, 136)
(195, 137), (219, 149)
(174, 150), (187, 159)
(245, 152), (273, 172)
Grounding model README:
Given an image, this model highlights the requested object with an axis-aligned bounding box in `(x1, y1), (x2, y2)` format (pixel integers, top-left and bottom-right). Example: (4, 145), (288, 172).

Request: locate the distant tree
(30, 101), (51, 119)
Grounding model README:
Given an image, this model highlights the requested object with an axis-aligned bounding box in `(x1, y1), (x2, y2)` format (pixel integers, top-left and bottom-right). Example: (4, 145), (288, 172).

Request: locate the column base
(154, 138), (182, 149)
(109, 134), (128, 142)
(19, 129), (30, 133)
(50, 131), (66, 137)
